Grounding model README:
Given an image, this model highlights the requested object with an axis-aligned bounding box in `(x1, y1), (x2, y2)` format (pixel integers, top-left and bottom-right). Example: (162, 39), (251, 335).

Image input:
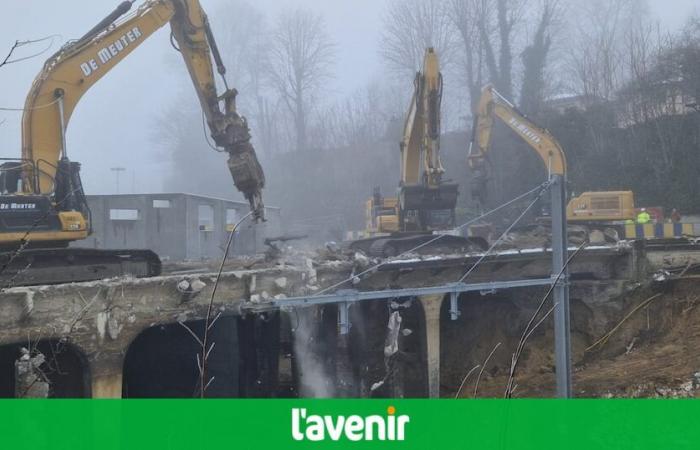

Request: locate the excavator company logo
(0, 203), (36, 210)
(508, 117), (542, 144)
(291, 406), (410, 442)
(80, 27), (143, 77)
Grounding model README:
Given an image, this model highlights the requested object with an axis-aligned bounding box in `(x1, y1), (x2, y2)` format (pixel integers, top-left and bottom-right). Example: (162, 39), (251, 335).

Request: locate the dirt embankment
(443, 279), (700, 398)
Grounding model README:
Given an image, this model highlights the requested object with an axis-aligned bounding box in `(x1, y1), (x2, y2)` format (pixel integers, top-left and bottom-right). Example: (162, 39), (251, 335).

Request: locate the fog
(0, 0), (697, 214)
(0, 0), (384, 195)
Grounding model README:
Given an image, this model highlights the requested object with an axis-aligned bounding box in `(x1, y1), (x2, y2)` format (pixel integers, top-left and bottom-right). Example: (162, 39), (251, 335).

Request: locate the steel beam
(241, 277), (554, 313)
(550, 174), (572, 398)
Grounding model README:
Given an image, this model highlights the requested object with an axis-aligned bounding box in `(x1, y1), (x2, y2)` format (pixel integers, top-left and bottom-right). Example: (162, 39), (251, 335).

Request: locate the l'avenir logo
(291, 406), (410, 442)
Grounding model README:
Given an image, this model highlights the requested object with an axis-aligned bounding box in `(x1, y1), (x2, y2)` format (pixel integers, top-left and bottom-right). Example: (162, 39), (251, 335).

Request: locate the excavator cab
(0, 160), (25, 194)
(0, 157), (91, 250)
(399, 183), (459, 231)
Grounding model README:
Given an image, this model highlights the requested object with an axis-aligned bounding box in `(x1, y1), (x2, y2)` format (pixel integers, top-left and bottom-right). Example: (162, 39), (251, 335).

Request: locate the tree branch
(0, 35), (59, 69)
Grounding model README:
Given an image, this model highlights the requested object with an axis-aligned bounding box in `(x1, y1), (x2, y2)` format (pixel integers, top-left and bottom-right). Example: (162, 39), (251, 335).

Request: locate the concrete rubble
(1, 237), (700, 398)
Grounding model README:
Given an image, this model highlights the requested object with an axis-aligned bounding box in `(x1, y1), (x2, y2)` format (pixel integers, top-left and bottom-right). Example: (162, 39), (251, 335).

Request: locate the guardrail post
(550, 174), (572, 398)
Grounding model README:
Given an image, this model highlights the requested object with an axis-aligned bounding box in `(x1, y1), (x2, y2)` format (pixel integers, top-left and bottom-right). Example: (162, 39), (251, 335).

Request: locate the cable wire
(457, 182), (550, 283)
(0, 97), (60, 112)
(201, 112), (224, 152)
(314, 181), (551, 297)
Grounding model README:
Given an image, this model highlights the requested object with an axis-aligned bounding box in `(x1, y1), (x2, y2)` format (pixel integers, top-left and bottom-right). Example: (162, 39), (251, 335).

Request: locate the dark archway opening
(0, 340), (90, 398)
(123, 313), (283, 398)
(122, 317), (240, 398)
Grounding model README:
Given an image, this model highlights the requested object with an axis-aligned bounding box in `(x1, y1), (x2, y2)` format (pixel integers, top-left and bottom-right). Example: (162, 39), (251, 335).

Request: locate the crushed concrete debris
(15, 348), (49, 398)
(191, 279), (206, 292)
(588, 230), (606, 245)
(370, 380), (385, 392)
(353, 252), (370, 269)
(653, 270), (671, 282)
(305, 258), (318, 285)
(177, 278), (207, 302)
(384, 311), (402, 358)
(176, 280), (189, 292)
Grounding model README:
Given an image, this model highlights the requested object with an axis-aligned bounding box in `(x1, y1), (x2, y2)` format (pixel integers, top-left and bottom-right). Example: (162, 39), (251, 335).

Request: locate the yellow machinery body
(365, 196), (400, 234)
(0, 0), (265, 285)
(352, 49), (487, 256)
(567, 191), (636, 222)
(364, 48), (458, 236)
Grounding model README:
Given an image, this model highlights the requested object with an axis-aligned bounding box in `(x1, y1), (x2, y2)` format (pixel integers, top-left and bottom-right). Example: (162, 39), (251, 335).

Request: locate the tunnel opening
(0, 340), (90, 398)
(123, 313), (282, 398)
(123, 317), (240, 397)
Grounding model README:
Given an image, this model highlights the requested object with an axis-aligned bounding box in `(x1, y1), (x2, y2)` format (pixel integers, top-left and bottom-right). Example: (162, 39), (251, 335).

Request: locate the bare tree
(310, 81), (400, 151)
(449, 0), (487, 113)
(211, 1), (281, 156)
(0, 41), (21, 69)
(566, 0), (645, 100)
(380, 0), (457, 76)
(449, 0), (533, 112)
(267, 8), (335, 153)
(0, 36), (58, 70)
(519, 1), (559, 114)
(476, 0), (525, 100)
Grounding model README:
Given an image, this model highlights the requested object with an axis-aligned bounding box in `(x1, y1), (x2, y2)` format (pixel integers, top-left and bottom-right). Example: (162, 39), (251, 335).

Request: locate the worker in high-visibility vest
(636, 208), (651, 224)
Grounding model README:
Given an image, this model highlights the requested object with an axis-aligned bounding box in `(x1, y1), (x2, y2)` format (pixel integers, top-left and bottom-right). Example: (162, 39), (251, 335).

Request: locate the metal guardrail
(240, 277), (555, 312)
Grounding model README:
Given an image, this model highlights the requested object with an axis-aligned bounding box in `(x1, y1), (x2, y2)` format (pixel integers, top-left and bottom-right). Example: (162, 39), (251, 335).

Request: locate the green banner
(0, 399), (697, 449)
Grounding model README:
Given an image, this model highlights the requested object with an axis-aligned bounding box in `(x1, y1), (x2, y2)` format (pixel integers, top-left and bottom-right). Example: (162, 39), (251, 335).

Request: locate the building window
(198, 205), (214, 231)
(226, 209), (238, 232)
(109, 209), (139, 221)
(152, 199), (171, 208)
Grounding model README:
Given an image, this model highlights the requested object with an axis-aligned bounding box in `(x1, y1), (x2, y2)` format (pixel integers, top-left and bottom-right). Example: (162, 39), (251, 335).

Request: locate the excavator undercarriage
(0, 247), (161, 287)
(0, 160), (162, 286)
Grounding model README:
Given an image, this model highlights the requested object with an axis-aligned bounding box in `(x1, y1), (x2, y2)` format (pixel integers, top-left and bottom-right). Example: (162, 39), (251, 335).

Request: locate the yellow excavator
(0, 0), (265, 285)
(468, 85), (692, 243)
(352, 48), (486, 257)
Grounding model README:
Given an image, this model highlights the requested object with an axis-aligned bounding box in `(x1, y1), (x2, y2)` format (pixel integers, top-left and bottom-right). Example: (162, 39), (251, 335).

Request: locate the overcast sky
(0, 0), (697, 197)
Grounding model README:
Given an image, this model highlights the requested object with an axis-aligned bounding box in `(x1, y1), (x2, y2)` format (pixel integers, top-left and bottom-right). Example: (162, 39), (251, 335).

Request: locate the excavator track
(349, 233), (488, 258)
(0, 248), (161, 287)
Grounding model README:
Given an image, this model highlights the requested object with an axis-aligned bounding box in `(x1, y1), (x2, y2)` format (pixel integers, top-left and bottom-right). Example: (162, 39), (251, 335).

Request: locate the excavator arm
(397, 48), (458, 231)
(20, 0), (265, 219)
(400, 47), (445, 188)
(468, 84), (566, 206)
(353, 49), (488, 255)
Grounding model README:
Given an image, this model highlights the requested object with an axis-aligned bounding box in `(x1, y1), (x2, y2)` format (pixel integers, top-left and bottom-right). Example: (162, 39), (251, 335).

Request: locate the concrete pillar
(92, 373), (123, 398)
(90, 354), (124, 399)
(419, 294), (444, 398)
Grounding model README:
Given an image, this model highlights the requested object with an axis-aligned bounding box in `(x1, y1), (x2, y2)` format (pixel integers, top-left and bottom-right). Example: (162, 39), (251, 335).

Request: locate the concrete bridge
(0, 242), (693, 398)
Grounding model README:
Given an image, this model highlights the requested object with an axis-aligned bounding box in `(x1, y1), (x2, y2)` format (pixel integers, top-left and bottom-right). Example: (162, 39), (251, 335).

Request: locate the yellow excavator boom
(400, 47), (445, 188)
(468, 85), (642, 227)
(468, 84), (566, 205)
(366, 48), (458, 235)
(20, 0), (264, 220)
(0, 0), (266, 285)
